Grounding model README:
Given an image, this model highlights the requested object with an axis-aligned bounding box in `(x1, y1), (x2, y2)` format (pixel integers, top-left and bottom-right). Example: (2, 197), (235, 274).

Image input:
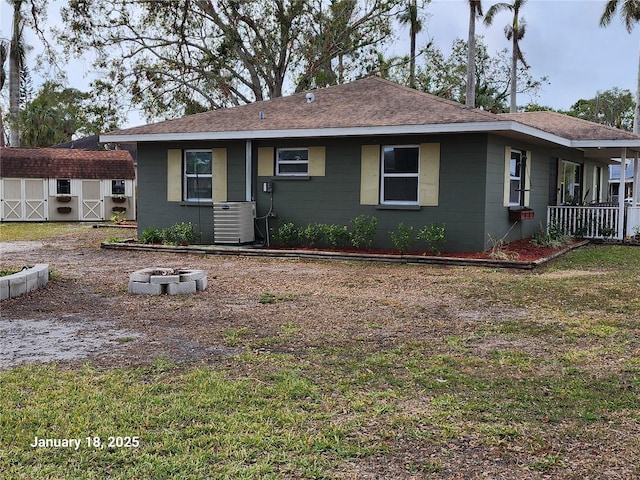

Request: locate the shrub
(140, 227), (163, 244)
(272, 222), (301, 247)
(350, 215), (377, 249)
(417, 223), (446, 256)
(324, 224), (350, 248)
(389, 223), (414, 254)
(162, 222), (198, 245)
(301, 223), (325, 247)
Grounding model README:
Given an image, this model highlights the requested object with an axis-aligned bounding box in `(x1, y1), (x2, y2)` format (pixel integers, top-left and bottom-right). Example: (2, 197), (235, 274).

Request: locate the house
(0, 147), (136, 222)
(609, 158), (635, 203)
(100, 77), (640, 251)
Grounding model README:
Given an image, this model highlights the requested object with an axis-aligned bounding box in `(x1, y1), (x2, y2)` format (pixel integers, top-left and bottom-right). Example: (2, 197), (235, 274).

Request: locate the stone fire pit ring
(128, 267), (207, 295)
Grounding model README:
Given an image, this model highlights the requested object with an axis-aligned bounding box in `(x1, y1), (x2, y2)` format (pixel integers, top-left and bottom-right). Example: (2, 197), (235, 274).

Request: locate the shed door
(1, 179), (47, 221)
(80, 180), (103, 220)
(25, 179), (47, 220)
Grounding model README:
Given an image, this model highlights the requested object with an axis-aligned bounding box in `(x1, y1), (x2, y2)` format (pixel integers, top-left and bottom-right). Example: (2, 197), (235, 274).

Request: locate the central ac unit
(213, 201), (256, 244)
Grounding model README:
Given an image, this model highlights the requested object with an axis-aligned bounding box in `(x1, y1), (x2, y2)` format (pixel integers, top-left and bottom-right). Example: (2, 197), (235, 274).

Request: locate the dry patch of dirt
(0, 228), (525, 370)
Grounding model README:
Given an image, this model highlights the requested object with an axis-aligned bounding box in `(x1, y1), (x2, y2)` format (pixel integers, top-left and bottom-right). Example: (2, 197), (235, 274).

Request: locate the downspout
(245, 140), (252, 201)
(619, 148), (627, 239)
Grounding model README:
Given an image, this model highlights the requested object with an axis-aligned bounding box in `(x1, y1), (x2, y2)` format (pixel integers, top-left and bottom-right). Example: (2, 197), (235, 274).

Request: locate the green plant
(139, 227), (163, 244)
(389, 223), (414, 254)
(417, 223), (446, 255)
(324, 224), (350, 248)
(350, 215), (377, 249)
(110, 211), (126, 224)
(163, 222), (198, 245)
(272, 222), (301, 247)
(598, 225), (616, 239)
(531, 221), (570, 248)
(301, 223), (325, 247)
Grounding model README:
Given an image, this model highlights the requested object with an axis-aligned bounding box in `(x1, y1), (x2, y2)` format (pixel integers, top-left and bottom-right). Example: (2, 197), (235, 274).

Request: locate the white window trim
(183, 149), (213, 202)
(509, 149), (525, 207)
(276, 147), (309, 176)
(380, 145), (420, 206)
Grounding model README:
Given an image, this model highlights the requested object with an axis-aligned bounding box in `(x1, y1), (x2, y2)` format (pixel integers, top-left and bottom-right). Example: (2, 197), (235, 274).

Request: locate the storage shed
(0, 147), (136, 222)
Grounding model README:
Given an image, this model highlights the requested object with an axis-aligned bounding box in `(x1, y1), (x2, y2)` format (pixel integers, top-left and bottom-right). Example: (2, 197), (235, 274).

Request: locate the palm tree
(484, 0), (528, 113)
(398, 0), (423, 89)
(9, 0), (26, 147)
(600, 0), (640, 133)
(466, 0), (483, 107)
(0, 40), (7, 146)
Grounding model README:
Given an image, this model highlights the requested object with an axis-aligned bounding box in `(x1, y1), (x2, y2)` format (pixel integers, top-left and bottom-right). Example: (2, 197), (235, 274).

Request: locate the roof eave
(100, 121), (638, 153)
(99, 121), (541, 143)
(571, 139), (640, 149)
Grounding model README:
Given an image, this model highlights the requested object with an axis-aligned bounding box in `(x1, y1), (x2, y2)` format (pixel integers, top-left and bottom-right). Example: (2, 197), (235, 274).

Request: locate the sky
(0, 0), (638, 128)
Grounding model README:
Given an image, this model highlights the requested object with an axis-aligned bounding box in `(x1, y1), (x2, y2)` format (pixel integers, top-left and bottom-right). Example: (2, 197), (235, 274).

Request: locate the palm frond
(483, 2), (511, 26)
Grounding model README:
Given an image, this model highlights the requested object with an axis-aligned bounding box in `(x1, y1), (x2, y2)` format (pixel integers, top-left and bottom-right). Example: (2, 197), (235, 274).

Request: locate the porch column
(619, 148), (627, 239)
(634, 153), (639, 205)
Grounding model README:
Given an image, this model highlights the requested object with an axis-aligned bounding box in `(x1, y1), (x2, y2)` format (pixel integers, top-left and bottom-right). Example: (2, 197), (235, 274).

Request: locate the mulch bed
(267, 238), (582, 263)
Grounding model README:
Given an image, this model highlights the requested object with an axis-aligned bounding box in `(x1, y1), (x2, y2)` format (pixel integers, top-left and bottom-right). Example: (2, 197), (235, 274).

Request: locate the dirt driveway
(0, 226), (518, 370)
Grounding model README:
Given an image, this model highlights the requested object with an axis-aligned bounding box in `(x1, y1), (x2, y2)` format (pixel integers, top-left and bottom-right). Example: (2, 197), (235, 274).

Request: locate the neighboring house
(609, 159), (635, 202)
(0, 147), (136, 222)
(100, 77), (640, 251)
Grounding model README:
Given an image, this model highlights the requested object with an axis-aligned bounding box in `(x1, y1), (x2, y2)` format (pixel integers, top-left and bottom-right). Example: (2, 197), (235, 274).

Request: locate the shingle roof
(102, 76), (640, 151)
(109, 76), (503, 137)
(0, 148), (136, 179)
(500, 111), (639, 141)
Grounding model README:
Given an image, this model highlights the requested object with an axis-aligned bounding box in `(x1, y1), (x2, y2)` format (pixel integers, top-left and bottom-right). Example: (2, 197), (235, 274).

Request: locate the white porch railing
(547, 206), (620, 239)
(627, 206), (640, 238)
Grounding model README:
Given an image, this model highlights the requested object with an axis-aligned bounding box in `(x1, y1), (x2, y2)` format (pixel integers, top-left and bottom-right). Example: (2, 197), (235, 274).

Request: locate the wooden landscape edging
(101, 240), (590, 270)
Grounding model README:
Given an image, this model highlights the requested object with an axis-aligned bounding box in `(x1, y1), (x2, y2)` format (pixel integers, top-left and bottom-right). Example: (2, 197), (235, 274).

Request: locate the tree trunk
(466, 6), (476, 107)
(9, 3), (22, 147)
(510, 35), (518, 113)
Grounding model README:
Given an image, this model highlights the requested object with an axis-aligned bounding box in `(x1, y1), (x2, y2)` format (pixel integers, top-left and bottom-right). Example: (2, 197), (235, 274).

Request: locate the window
(56, 179), (71, 195)
(381, 145), (419, 204)
(594, 166), (602, 203)
(561, 161), (582, 205)
(112, 180), (125, 195)
(184, 150), (212, 202)
(276, 148), (308, 176)
(509, 149), (526, 206)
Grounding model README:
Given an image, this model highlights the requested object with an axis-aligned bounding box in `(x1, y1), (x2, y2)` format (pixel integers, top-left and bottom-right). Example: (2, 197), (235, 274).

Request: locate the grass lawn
(1, 226), (639, 478)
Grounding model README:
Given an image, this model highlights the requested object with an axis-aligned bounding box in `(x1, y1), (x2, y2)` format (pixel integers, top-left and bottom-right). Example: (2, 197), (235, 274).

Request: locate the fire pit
(128, 268), (207, 295)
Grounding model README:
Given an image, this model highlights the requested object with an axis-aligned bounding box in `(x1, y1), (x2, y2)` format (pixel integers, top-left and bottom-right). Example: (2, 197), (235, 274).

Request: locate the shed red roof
(0, 148), (135, 179)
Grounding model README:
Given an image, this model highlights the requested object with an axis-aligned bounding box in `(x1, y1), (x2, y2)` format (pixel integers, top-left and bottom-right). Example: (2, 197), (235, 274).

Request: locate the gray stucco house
(101, 77), (640, 252)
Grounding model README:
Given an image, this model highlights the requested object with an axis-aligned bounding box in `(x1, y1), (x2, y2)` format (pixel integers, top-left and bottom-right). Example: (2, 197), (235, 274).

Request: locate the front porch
(548, 204), (640, 240)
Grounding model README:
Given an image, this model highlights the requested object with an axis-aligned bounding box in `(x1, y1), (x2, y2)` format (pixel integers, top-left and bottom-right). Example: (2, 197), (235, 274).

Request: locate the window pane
(278, 163), (308, 174)
(278, 149), (308, 162)
(185, 151), (212, 174)
(186, 177), (212, 200)
(510, 179), (521, 205)
(112, 180), (125, 195)
(510, 158), (521, 177)
(384, 177), (418, 202)
(384, 147), (419, 174)
(57, 179), (71, 195)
